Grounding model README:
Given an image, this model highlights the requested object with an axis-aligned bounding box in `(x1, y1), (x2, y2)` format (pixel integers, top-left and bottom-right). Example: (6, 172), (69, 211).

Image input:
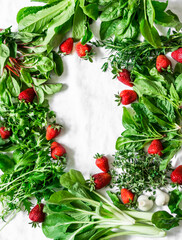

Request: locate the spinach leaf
(152, 211), (179, 230)
(40, 83), (62, 95)
(122, 107), (138, 130)
(146, 0), (155, 27)
(100, 20), (120, 40)
(52, 51), (63, 76)
(81, 23), (93, 45)
(0, 43), (10, 74)
(168, 190), (182, 214)
(7, 76), (20, 97)
(60, 169), (86, 189)
(139, 17), (161, 48)
(100, 1), (126, 22)
(73, 4), (86, 41)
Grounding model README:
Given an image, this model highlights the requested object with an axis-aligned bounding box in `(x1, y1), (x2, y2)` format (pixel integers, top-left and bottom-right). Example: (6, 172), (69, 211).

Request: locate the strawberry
(18, 88), (35, 103)
(51, 142), (66, 159)
(116, 90), (137, 105)
(75, 42), (93, 61)
(156, 55), (171, 72)
(94, 153), (109, 173)
(121, 188), (134, 204)
(117, 69), (133, 87)
(60, 38), (73, 55)
(29, 203), (46, 225)
(171, 48), (182, 63)
(51, 141), (61, 149)
(92, 173), (111, 189)
(171, 165), (182, 185)
(46, 124), (62, 140)
(0, 127), (12, 139)
(148, 140), (163, 156)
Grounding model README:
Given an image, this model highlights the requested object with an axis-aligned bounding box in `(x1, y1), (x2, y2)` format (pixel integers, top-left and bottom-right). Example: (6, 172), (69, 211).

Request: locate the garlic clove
(137, 195), (153, 211)
(155, 194), (166, 207)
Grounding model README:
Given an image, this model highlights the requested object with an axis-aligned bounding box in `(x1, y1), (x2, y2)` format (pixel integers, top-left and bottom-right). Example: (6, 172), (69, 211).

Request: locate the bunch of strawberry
(59, 38), (93, 62)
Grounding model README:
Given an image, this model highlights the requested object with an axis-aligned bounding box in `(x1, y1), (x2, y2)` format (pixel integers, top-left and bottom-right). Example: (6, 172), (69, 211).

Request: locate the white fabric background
(0, 0), (182, 239)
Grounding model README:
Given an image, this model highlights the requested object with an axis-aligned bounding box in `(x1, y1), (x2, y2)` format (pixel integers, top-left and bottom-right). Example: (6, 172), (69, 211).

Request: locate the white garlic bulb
(137, 195), (154, 211)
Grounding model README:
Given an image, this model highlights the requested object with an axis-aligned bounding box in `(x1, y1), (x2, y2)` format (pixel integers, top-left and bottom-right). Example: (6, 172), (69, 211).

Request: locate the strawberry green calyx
(94, 153), (104, 159)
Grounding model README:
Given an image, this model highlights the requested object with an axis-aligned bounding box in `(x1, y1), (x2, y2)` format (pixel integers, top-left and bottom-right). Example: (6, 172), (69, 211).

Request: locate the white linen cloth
(0, 0), (182, 239)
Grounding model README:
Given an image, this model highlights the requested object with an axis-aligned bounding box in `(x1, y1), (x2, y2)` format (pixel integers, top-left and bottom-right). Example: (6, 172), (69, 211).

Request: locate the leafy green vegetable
(42, 169), (166, 239)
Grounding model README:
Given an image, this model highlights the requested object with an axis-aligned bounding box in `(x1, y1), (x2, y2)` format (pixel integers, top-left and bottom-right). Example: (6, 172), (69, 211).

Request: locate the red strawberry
(29, 203), (45, 224)
(18, 88), (35, 103)
(76, 42), (92, 58)
(171, 165), (182, 185)
(121, 188), (134, 204)
(60, 38), (73, 55)
(51, 141), (61, 149)
(94, 154), (109, 173)
(171, 48), (182, 63)
(148, 140), (163, 156)
(0, 127), (12, 139)
(156, 55), (171, 72)
(51, 143), (66, 159)
(92, 173), (111, 189)
(118, 90), (137, 105)
(117, 69), (133, 87)
(46, 124), (62, 140)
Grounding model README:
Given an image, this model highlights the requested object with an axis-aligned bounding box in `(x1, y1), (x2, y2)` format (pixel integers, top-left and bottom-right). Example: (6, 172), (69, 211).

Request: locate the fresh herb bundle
(0, 101), (66, 226)
(42, 169), (166, 239)
(111, 149), (171, 196)
(99, 0), (182, 47)
(93, 31), (182, 75)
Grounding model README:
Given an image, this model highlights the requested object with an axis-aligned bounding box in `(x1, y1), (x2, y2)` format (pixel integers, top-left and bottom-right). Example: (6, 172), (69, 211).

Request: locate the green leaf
(152, 211), (179, 230)
(168, 190), (182, 214)
(165, 10), (182, 31)
(0, 43), (10, 75)
(52, 52), (63, 76)
(49, 190), (75, 203)
(1, 89), (12, 106)
(0, 153), (15, 172)
(100, 20), (120, 40)
(72, 4), (86, 41)
(36, 56), (54, 73)
(170, 83), (179, 102)
(7, 76), (20, 97)
(60, 169), (86, 190)
(20, 69), (33, 87)
(122, 107), (138, 130)
(81, 23), (93, 45)
(80, 2), (99, 21)
(174, 63), (182, 74)
(152, 0), (168, 12)
(175, 73), (182, 97)
(100, 1), (126, 22)
(34, 86), (44, 104)
(40, 83), (62, 95)
(107, 191), (126, 210)
(18, 0), (71, 33)
(139, 17), (161, 48)
(42, 213), (75, 239)
(133, 79), (167, 97)
(146, 0), (155, 27)
(116, 136), (145, 151)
